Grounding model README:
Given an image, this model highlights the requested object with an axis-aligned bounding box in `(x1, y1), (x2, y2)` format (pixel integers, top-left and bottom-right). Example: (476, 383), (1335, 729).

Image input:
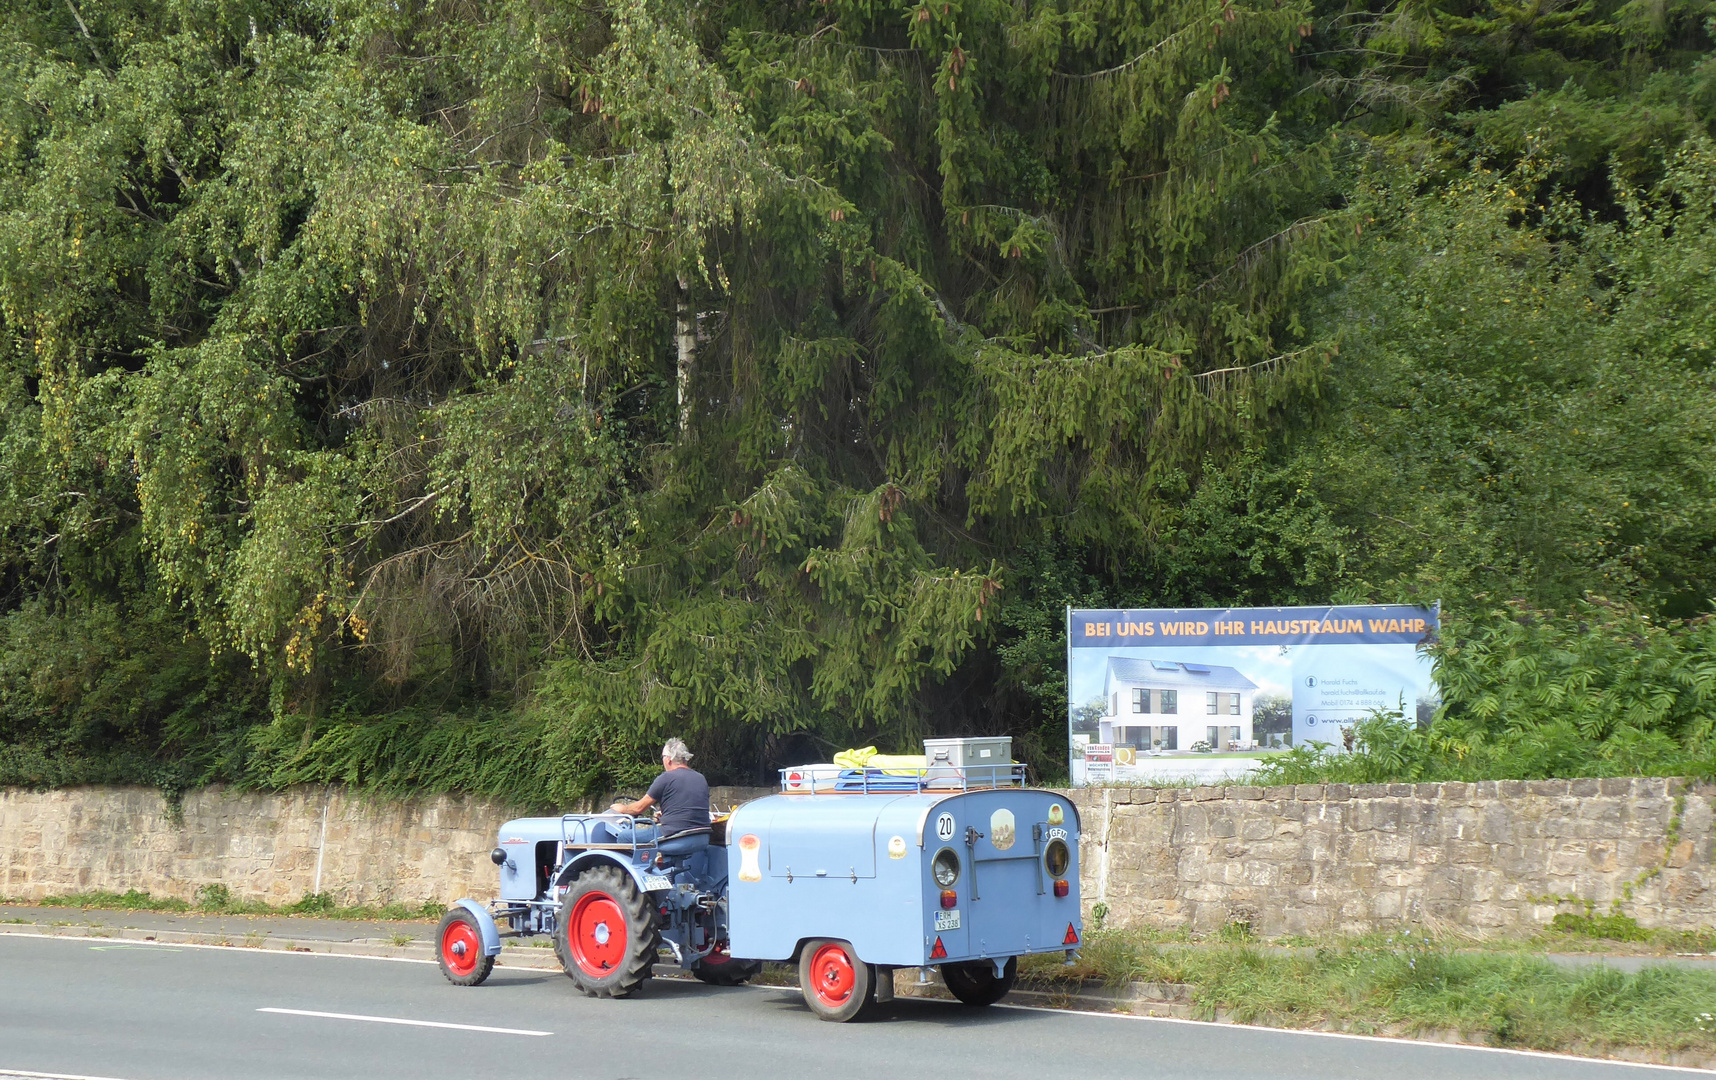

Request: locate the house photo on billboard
(1098, 658), (1257, 753)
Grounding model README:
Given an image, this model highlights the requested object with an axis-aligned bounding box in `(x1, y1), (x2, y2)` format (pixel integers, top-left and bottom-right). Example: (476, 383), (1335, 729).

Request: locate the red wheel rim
(441, 920), (480, 977)
(810, 943), (856, 1007)
(568, 891), (627, 977)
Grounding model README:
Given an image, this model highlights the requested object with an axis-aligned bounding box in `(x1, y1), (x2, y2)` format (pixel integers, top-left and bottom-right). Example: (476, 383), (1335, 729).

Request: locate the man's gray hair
(661, 738), (694, 765)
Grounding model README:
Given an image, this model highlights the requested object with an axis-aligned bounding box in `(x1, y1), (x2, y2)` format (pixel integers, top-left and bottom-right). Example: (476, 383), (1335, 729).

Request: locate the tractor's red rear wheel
(555, 865), (658, 998)
(435, 908), (494, 987)
(798, 938), (876, 1022)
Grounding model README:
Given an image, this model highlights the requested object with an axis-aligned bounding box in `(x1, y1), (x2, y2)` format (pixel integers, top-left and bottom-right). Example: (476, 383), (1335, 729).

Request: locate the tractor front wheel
(555, 865), (658, 998)
(798, 938), (876, 1022)
(940, 956), (1017, 1007)
(436, 908), (495, 987)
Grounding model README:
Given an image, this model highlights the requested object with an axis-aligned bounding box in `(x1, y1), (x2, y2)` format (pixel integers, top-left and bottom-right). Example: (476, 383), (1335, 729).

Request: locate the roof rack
(777, 763), (1025, 795)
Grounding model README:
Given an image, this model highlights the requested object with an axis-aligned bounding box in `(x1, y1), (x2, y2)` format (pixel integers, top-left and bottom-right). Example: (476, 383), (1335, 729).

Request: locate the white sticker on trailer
(934, 909), (961, 931)
(935, 813), (956, 841)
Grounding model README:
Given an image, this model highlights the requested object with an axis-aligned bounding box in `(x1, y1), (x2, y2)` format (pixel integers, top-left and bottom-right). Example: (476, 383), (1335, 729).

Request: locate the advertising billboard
(1066, 604), (1438, 785)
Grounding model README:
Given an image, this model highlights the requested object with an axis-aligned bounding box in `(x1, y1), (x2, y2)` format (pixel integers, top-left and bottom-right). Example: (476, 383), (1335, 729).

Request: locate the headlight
(932, 847), (960, 888)
(1044, 837), (1071, 879)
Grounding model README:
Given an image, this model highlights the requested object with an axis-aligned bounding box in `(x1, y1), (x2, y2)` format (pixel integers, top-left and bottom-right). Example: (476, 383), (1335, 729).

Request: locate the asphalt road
(0, 932), (1708, 1080)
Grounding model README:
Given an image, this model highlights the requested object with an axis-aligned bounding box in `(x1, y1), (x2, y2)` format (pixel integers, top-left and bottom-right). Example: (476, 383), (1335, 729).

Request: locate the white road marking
(257, 1007), (551, 1037)
(86, 945), (181, 953)
(0, 1064), (135, 1071)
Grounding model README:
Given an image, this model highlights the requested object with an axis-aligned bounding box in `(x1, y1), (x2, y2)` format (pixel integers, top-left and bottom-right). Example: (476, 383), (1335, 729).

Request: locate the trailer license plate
(643, 874), (673, 891)
(934, 909), (961, 931)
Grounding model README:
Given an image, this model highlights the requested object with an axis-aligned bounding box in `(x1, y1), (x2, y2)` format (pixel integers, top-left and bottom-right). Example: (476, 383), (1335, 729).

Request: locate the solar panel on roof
(1181, 663), (1212, 674)
(1150, 660), (1179, 671)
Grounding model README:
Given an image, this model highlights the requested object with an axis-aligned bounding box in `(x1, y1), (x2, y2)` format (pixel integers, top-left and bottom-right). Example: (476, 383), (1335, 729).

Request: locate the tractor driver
(606, 737), (710, 845)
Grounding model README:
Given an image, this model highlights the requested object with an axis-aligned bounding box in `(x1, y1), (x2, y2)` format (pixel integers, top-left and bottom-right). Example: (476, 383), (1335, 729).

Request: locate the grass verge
(1, 888), (446, 922)
(1019, 928), (1716, 1060)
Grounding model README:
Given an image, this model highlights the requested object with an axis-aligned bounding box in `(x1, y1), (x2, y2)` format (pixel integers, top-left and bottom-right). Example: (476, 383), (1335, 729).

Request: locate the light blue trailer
(728, 788), (1080, 963)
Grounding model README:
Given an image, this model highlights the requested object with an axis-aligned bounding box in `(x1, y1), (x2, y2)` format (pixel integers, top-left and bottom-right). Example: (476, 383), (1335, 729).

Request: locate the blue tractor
(435, 741), (1082, 1021)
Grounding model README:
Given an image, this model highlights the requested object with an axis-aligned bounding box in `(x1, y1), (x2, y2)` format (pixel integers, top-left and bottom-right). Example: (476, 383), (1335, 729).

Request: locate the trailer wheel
(940, 956), (1017, 1007)
(555, 865), (658, 998)
(798, 939), (876, 1022)
(436, 908), (495, 987)
(691, 945), (763, 986)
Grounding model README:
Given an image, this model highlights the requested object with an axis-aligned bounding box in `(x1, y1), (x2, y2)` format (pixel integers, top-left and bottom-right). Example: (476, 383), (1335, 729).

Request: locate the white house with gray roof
(1099, 658), (1259, 751)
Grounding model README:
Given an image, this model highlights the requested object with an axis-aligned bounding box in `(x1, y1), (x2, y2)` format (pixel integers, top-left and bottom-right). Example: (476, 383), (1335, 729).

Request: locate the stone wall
(3, 779), (1711, 935)
(1064, 778), (1715, 936)
(0, 784), (769, 906)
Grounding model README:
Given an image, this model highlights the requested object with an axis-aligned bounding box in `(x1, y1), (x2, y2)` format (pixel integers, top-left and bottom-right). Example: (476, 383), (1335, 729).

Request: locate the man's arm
(610, 793), (656, 816)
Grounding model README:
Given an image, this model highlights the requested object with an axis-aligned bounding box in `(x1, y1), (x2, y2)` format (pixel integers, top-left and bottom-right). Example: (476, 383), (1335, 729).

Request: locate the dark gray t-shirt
(647, 767), (711, 837)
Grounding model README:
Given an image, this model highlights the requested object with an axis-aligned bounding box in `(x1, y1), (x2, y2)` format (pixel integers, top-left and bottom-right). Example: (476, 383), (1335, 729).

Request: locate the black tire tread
(940, 956), (1017, 1007)
(691, 956), (764, 986)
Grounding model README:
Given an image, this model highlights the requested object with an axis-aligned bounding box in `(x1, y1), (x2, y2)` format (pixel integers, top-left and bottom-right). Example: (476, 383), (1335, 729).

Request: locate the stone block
(1439, 781), (1468, 802)
(1414, 783), (1439, 799)
(1499, 780), (1527, 798)
(1325, 784), (1350, 802)
(1374, 834), (1413, 864)
(1295, 785), (1325, 802)
(1353, 784), (1386, 800)
(1230, 787), (1263, 801)
(1193, 787), (1222, 802)
(1570, 778), (1600, 797)
(1529, 779), (1569, 797)
(1387, 784), (1414, 797)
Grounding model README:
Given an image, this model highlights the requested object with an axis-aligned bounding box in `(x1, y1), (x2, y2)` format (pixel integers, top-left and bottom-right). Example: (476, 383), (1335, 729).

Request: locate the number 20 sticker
(935, 813), (956, 841)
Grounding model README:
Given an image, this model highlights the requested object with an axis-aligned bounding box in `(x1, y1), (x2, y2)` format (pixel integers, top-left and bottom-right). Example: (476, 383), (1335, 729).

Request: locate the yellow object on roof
(832, 746), (929, 775)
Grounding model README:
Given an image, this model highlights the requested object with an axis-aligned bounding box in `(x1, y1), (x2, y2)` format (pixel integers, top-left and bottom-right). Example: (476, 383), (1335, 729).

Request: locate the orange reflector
(940, 890), (957, 909)
(1063, 923), (1079, 945)
(1053, 879), (1069, 897)
(929, 936), (948, 960)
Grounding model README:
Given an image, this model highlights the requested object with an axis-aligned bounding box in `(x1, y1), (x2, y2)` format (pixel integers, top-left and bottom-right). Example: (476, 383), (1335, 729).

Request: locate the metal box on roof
(923, 736), (1013, 768)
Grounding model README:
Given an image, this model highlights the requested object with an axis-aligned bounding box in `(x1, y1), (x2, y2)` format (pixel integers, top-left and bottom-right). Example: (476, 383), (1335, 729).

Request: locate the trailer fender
(450, 899), (503, 957)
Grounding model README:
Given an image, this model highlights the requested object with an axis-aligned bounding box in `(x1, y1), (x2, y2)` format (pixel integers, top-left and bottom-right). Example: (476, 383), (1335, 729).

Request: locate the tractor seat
(654, 827), (712, 858)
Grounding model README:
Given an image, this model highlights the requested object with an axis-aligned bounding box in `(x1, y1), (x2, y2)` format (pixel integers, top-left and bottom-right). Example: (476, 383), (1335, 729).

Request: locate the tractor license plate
(934, 909), (961, 932)
(643, 874), (674, 891)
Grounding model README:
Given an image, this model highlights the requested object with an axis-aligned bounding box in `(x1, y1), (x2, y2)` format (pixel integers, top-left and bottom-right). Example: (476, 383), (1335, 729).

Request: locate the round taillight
(1044, 837), (1071, 879)
(932, 847), (960, 888)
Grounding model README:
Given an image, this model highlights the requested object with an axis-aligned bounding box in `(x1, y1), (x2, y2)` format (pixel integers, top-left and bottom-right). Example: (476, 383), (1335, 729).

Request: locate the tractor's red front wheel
(555, 866), (658, 998)
(436, 908), (494, 986)
(798, 938), (875, 1022)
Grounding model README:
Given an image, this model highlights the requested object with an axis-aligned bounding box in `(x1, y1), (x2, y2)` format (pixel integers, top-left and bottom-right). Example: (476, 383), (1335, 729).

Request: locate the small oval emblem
(887, 835), (907, 859)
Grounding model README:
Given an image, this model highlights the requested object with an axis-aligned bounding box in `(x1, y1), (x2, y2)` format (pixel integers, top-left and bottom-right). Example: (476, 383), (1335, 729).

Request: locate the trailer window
(1044, 838), (1071, 879)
